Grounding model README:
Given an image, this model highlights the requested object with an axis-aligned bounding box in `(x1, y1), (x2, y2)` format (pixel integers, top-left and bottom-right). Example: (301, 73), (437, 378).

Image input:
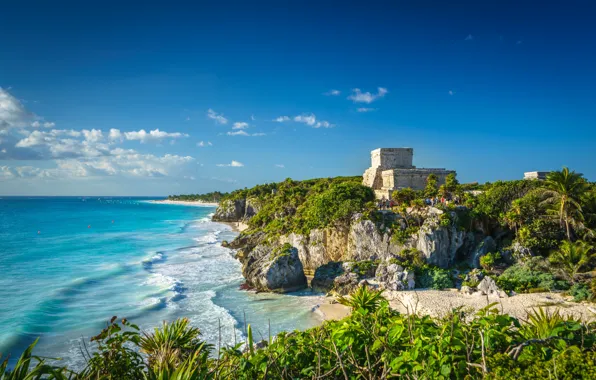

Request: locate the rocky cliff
(215, 201), (491, 293)
(212, 198), (261, 222)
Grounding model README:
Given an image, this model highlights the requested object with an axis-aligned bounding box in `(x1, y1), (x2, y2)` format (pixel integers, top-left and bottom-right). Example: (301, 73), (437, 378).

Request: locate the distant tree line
(167, 191), (229, 203)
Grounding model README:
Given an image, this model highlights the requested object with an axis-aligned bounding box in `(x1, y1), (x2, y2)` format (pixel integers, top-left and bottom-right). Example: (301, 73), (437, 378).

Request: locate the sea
(0, 197), (323, 368)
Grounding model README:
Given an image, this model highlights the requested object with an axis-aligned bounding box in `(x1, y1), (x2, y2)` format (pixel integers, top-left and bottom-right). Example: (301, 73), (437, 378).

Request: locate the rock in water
(242, 244), (307, 293)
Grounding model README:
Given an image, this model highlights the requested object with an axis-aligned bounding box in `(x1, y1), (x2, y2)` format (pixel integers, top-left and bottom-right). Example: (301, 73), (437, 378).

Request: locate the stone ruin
(363, 148), (456, 199)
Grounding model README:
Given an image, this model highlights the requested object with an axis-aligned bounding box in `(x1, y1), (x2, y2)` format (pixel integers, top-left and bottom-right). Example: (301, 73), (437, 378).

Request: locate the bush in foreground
(3, 287), (596, 379)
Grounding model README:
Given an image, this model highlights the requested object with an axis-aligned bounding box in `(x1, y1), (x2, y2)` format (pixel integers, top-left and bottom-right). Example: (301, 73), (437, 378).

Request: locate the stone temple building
(363, 148), (456, 199)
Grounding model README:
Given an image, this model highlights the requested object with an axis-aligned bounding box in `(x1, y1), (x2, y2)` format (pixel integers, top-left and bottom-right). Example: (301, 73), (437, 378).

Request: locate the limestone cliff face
(213, 198), (261, 222)
(214, 199), (485, 293)
(241, 244), (307, 293)
(278, 213), (466, 272)
(413, 213), (466, 268)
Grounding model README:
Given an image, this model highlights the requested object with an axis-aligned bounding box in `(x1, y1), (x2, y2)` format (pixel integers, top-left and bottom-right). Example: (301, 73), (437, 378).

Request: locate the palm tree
(503, 199), (524, 233)
(549, 240), (594, 281)
(541, 167), (590, 241)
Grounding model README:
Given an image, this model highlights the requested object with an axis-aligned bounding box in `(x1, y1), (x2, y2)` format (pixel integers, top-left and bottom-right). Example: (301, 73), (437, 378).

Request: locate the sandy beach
(147, 199), (219, 207)
(387, 289), (596, 321)
(220, 221), (249, 232)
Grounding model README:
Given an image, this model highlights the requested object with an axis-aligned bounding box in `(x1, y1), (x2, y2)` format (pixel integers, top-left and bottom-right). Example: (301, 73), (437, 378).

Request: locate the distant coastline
(146, 199), (219, 207)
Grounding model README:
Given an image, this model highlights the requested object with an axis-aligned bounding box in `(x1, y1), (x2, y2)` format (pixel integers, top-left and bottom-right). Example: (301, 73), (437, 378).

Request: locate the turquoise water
(0, 197), (322, 368)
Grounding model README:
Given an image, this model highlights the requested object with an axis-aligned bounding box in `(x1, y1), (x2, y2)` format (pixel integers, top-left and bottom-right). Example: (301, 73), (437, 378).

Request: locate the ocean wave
(193, 230), (222, 245)
(142, 251), (167, 270)
(142, 273), (187, 305)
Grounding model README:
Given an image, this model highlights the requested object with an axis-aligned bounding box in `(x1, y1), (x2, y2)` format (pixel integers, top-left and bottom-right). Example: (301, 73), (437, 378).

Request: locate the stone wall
(391, 168), (454, 191)
(371, 148), (413, 169)
(363, 147), (456, 199)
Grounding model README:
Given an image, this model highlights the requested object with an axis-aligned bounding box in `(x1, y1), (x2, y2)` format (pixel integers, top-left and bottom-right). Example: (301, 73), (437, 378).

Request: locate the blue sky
(1, 0), (595, 195)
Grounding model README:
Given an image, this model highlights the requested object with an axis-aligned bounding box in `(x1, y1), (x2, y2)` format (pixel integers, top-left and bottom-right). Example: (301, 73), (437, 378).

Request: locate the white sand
(147, 200), (219, 207)
(387, 289), (596, 322)
(220, 221), (249, 232)
(316, 302), (351, 321)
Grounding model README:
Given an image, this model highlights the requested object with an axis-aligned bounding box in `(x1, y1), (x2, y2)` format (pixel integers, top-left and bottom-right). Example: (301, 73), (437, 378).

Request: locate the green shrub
(391, 225), (420, 244)
(480, 251), (502, 270)
(568, 283), (593, 302)
(349, 260), (379, 276)
(416, 267), (454, 289)
(3, 289), (596, 379)
(496, 257), (566, 292)
(439, 212), (452, 227)
(389, 248), (426, 269)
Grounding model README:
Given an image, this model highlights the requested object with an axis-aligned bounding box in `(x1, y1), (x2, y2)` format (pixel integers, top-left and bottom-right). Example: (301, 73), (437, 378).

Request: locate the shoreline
(146, 199), (219, 207)
(219, 221), (249, 233)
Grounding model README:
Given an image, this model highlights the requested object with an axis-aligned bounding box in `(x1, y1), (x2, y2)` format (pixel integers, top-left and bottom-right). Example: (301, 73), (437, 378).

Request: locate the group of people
(424, 195), (461, 206)
(377, 195), (462, 211)
(377, 197), (394, 210)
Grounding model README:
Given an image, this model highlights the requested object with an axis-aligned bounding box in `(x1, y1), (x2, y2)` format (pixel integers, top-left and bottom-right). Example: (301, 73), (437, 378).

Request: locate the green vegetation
(479, 251), (502, 270)
(224, 176), (374, 237)
(416, 266), (455, 289)
(496, 257), (563, 293)
(4, 287), (595, 379)
(168, 191), (229, 203)
(549, 240), (594, 281)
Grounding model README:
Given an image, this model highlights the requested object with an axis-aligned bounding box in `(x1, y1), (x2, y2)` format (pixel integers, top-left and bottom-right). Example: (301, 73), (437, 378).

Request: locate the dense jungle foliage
(167, 192), (229, 202)
(389, 169), (596, 298)
(3, 287), (596, 379)
(225, 176), (375, 236)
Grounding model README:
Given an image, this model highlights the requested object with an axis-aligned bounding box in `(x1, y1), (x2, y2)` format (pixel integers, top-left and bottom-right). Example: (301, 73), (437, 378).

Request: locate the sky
(1, 0), (595, 196)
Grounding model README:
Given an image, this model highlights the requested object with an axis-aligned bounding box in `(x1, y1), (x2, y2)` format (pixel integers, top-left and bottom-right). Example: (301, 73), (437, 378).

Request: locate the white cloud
(207, 109), (228, 124)
(124, 129), (188, 143)
(109, 128), (123, 141)
(216, 160), (244, 167)
(324, 89), (341, 96)
(293, 113), (333, 128)
(273, 116), (290, 122)
(357, 107), (376, 113)
(226, 130), (266, 137)
(0, 87), (33, 129)
(347, 87), (388, 104)
(31, 121), (55, 128)
(294, 113), (317, 126)
(227, 130), (249, 136)
(197, 140), (213, 147)
(1, 150), (195, 179)
(233, 122), (249, 129)
(275, 164), (285, 168)
(448, 90), (455, 96)
(82, 129), (103, 143)
(465, 34), (473, 41)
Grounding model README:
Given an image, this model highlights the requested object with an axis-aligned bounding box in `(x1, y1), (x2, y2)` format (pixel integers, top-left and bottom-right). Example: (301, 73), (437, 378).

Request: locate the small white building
(524, 171), (549, 180)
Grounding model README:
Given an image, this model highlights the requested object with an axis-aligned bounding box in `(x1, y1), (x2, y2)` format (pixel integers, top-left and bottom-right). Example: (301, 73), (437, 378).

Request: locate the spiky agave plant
(520, 307), (579, 340)
(337, 286), (385, 312)
(140, 318), (213, 372)
(1, 339), (68, 380)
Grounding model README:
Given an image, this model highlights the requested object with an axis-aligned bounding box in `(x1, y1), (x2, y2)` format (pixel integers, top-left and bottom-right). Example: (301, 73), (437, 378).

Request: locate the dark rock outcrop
(468, 236), (497, 268)
(242, 244), (307, 293)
